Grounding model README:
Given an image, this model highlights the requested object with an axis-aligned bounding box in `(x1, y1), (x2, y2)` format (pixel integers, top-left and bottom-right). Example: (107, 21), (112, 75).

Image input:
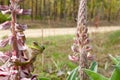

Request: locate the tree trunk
(35, 0), (38, 18)
(53, 0), (57, 20)
(31, 0), (34, 21)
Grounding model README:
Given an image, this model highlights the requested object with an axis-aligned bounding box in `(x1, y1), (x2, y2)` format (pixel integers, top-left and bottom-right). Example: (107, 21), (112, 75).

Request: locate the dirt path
(0, 26), (120, 38)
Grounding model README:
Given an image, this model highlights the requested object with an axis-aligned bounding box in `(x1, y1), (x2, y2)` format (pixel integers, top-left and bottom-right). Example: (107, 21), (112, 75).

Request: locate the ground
(0, 26), (120, 38)
(0, 26), (120, 79)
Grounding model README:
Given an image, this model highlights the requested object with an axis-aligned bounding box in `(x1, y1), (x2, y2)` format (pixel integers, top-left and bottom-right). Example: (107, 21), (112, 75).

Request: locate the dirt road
(0, 26), (120, 38)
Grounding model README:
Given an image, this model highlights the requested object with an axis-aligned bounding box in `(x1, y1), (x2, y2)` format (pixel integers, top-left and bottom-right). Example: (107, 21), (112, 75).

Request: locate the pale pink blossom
(87, 52), (94, 61)
(68, 55), (79, 62)
(71, 45), (79, 53)
(0, 21), (11, 30)
(0, 5), (9, 11)
(17, 39), (27, 50)
(0, 38), (9, 47)
(1, 9), (11, 14)
(15, 23), (27, 31)
(0, 52), (9, 63)
(22, 9), (31, 15)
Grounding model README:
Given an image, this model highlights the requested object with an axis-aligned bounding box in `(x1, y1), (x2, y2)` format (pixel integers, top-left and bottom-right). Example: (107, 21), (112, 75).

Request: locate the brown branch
(11, 1), (19, 80)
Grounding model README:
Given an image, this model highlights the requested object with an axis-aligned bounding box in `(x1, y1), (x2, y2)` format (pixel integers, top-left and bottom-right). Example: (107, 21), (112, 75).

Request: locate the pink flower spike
(68, 55), (79, 62)
(0, 21), (11, 30)
(0, 38), (9, 47)
(0, 5), (9, 11)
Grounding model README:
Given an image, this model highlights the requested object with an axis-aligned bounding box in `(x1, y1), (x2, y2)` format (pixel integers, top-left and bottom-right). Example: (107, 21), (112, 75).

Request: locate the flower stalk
(70, 0), (93, 80)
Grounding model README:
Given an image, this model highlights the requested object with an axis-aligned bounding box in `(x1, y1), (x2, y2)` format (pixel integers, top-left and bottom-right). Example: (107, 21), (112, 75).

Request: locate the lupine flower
(70, 0), (93, 79)
(0, 0), (41, 80)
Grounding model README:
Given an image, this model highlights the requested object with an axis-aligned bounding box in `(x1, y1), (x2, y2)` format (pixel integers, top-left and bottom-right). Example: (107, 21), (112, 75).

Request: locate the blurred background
(0, 0), (120, 28)
(0, 0), (120, 79)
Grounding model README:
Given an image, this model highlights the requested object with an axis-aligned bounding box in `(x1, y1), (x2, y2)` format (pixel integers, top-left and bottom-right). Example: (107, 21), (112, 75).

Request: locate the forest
(0, 0), (120, 22)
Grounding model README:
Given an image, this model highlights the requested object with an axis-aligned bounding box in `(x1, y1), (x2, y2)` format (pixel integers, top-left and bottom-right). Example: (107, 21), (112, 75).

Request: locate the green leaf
(39, 77), (50, 80)
(104, 62), (108, 70)
(89, 61), (98, 72)
(109, 54), (119, 65)
(67, 66), (79, 80)
(110, 65), (120, 80)
(84, 69), (108, 80)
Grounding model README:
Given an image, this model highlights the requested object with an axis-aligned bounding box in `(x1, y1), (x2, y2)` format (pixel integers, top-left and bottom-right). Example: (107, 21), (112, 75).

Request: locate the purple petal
(17, 39), (27, 50)
(15, 9), (23, 14)
(16, 9), (31, 15)
(8, 35), (14, 45)
(68, 55), (79, 62)
(85, 46), (92, 52)
(10, 70), (18, 75)
(87, 52), (94, 61)
(22, 9), (31, 15)
(71, 45), (79, 53)
(0, 77), (9, 80)
(0, 52), (9, 63)
(0, 21), (11, 30)
(0, 71), (10, 76)
(15, 23), (27, 31)
(17, 32), (25, 37)
(0, 38), (9, 47)
(14, 0), (24, 3)
(0, 5), (9, 11)
(21, 78), (31, 80)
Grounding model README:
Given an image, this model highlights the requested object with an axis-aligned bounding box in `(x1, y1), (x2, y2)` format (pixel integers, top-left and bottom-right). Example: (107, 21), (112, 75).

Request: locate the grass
(1, 30), (120, 79)
(18, 19), (76, 28)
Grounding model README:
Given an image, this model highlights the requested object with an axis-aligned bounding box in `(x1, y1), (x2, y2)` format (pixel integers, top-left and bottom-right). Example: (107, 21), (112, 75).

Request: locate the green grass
(1, 30), (120, 79)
